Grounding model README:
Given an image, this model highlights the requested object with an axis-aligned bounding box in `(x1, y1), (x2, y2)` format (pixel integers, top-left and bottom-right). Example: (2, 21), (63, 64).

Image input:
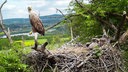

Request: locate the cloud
(55, 0), (71, 6)
(1, 0), (74, 19)
(4, 4), (16, 10)
(25, 0), (47, 8)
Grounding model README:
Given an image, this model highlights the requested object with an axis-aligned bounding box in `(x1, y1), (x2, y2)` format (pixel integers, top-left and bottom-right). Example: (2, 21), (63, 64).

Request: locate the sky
(0, 0), (88, 19)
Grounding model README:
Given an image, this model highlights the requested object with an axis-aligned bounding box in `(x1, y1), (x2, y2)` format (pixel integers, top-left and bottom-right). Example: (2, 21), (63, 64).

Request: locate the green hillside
(2, 14), (64, 34)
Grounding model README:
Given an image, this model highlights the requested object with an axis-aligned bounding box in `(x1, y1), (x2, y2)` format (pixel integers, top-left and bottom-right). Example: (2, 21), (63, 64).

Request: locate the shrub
(0, 45), (30, 72)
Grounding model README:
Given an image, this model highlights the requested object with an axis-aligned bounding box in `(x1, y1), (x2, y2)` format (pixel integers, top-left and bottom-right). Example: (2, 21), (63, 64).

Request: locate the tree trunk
(0, 0), (13, 43)
(70, 26), (73, 40)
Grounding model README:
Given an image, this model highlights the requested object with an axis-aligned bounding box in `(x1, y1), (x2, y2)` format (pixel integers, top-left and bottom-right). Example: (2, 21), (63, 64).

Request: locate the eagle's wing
(29, 12), (45, 35)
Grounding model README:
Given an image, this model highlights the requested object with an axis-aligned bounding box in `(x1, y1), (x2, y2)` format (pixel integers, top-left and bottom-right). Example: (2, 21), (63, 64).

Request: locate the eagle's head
(28, 6), (32, 12)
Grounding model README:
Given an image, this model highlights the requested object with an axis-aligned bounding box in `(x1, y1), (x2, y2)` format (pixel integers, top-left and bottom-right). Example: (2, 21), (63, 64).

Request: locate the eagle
(28, 6), (45, 42)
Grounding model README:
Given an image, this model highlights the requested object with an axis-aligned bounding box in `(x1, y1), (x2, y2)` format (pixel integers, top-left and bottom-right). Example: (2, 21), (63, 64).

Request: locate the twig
(100, 58), (109, 72)
(41, 60), (48, 72)
(77, 53), (92, 68)
(112, 41), (118, 47)
(53, 65), (58, 72)
(56, 8), (65, 17)
(47, 63), (54, 71)
(45, 21), (62, 31)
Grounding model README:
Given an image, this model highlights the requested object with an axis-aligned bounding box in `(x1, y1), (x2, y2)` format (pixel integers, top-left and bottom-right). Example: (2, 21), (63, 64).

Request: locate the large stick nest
(24, 37), (124, 72)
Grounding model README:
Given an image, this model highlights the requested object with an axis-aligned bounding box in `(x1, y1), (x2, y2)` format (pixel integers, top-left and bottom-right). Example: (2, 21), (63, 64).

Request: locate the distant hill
(2, 14), (64, 33)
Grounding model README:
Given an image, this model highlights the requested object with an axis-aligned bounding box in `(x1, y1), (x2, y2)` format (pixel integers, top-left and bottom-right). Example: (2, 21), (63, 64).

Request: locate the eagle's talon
(31, 46), (35, 49)
(31, 40), (38, 50)
(29, 31), (32, 35)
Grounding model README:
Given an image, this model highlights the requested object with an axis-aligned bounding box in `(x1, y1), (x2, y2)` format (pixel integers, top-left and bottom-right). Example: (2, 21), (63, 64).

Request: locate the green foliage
(66, 0), (128, 43)
(0, 47), (29, 72)
(0, 39), (11, 50)
(67, 0), (102, 43)
(90, 0), (128, 36)
(90, 0), (128, 14)
(93, 46), (102, 58)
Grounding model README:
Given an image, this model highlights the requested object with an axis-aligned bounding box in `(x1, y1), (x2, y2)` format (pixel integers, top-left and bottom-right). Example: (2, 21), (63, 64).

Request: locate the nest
(52, 46), (123, 72)
(25, 38), (124, 72)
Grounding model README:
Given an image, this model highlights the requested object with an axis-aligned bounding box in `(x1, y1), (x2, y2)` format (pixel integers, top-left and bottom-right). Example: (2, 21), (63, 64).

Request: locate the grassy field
(0, 35), (70, 54)
(15, 39), (47, 47)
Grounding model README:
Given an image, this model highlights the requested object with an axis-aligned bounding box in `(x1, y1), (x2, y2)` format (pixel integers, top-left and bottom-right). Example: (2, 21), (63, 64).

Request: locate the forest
(0, 0), (128, 72)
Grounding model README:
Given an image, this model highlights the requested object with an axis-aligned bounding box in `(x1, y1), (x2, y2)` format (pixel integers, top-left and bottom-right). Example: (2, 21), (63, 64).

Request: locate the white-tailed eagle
(28, 6), (45, 42)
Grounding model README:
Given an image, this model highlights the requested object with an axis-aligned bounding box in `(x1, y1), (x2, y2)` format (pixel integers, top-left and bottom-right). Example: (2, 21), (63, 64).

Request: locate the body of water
(0, 33), (34, 38)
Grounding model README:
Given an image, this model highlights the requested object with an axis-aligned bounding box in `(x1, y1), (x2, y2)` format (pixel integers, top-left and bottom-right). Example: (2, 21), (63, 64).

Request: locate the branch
(45, 21), (62, 31)
(56, 8), (65, 17)
(0, 0), (13, 43)
(0, 0), (7, 9)
(107, 12), (128, 21)
(96, 16), (117, 32)
(119, 29), (128, 44)
(102, 26), (107, 36)
(75, 0), (84, 8)
(45, 9), (67, 31)
(32, 41), (48, 53)
(115, 11), (127, 40)
(45, 9), (69, 32)
(56, 8), (71, 21)
(56, 8), (74, 39)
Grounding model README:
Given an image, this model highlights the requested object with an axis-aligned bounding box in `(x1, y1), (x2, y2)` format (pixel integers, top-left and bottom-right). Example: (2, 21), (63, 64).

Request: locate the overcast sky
(0, 0), (88, 19)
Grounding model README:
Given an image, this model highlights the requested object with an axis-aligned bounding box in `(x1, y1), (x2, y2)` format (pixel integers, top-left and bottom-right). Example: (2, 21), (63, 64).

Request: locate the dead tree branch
(119, 29), (128, 44)
(45, 21), (62, 31)
(56, 8), (65, 16)
(0, 0), (13, 43)
(56, 8), (74, 40)
(0, 0), (7, 9)
(45, 9), (67, 31)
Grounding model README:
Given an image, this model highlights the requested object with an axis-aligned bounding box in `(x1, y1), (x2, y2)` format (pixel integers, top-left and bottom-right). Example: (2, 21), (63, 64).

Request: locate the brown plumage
(28, 6), (45, 35)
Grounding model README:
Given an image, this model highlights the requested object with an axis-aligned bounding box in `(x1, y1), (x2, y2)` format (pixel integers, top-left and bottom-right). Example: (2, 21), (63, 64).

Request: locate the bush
(0, 43), (30, 72)
(0, 39), (10, 50)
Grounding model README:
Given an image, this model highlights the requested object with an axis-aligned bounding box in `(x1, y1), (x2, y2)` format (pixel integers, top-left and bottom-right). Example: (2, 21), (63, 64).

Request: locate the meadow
(0, 35), (70, 50)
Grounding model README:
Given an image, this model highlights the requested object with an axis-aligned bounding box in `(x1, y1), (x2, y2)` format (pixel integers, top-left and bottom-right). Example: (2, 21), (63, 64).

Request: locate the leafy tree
(66, 0), (128, 43)
(66, 0), (102, 43)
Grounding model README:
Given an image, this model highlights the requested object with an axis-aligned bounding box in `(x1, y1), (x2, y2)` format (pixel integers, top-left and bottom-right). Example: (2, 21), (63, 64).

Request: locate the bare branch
(0, 0), (7, 9)
(45, 9), (67, 31)
(0, 0), (13, 43)
(119, 29), (128, 44)
(45, 21), (62, 31)
(56, 8), (65, 17)
(56, 8), (74, 39)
